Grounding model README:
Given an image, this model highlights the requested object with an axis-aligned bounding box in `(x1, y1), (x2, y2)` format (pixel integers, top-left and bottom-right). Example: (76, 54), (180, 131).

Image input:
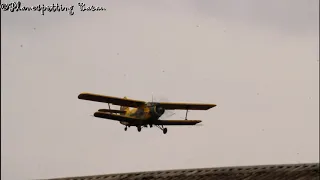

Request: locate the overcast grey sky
(1, 0), (319, 179)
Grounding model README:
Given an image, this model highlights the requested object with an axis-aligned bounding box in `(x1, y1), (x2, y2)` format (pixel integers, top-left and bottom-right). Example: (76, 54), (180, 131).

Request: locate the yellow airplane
(78, 92), (217, 134)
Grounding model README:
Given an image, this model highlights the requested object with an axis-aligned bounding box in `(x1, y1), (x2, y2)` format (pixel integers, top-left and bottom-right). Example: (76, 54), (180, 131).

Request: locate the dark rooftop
(44, 163), (319, 180)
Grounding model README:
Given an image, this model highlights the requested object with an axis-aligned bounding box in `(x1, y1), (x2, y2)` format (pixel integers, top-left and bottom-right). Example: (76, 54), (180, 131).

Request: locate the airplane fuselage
(119, 103), (165, 126)
(78, 92), (216, 134)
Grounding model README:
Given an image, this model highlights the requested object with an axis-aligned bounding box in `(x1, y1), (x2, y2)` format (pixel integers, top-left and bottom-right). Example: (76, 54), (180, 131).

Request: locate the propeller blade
(152, 95), (176, 119)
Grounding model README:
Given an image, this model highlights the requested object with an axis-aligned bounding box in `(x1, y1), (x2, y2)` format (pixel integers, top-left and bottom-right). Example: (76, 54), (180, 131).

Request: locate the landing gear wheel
(124, 127), (127, 131)
(163, 128), (167, 134)
(137, 126), (142, 132)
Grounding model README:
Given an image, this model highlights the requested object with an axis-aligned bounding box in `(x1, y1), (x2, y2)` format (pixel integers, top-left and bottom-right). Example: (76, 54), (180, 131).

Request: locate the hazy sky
(1, 0), (319, 179)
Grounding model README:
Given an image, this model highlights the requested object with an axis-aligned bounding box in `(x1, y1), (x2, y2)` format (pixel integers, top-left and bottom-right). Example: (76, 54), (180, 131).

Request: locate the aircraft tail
(120, 96), (129, 114)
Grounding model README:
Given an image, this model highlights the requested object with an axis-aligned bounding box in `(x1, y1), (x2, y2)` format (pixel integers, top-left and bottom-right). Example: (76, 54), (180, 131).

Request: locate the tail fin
(120, 96), (129, 115)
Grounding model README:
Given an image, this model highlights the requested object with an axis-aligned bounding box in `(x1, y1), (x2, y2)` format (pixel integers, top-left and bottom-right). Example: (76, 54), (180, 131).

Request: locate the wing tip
(94, 111), (110, 115)
(93, 111), (102, 117)
(204, 104), (216, 110)
(78, 92), (90, 99)
(193, 120), (202, 124)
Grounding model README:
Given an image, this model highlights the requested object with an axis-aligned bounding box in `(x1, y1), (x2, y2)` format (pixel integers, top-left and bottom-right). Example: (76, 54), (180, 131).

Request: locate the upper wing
(154, 120), (202, 125)
(78, 92), (145, 107)
(156, 102), (216, 110)
(94, 111), (140, 122)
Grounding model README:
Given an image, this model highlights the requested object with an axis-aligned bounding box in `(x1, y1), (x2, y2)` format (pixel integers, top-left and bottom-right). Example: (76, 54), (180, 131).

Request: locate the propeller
(152, 94), (176, 120)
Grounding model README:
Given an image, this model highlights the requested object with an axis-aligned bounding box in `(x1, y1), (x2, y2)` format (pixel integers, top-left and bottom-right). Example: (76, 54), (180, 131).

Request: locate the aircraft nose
(156, 106), (165, 114)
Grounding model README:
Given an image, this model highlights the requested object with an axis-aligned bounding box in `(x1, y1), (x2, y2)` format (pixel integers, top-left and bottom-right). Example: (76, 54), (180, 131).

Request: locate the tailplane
(120, 96), (129, 115)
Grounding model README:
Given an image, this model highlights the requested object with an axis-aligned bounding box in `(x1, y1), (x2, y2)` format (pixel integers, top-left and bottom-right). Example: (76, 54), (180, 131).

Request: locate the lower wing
(93, 111), (140, 123)
(156, 102), (216, 110)
(154, 120), (202, 125)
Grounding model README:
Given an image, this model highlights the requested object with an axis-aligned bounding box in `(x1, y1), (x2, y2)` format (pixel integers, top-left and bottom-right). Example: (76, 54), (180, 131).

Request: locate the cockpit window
(146, 102), (153, 106)
(146, 102), (158, 107)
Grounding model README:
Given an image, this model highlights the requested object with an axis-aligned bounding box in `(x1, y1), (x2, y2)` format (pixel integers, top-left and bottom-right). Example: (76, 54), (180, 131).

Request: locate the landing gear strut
(156, 125), (168, 134)
(124, 126), (128, 131)
(137, 126), (142, 132)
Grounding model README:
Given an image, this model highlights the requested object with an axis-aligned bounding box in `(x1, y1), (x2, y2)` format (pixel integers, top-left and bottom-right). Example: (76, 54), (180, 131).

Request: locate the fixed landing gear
(156, 125), (168, 134)
(163, 128), (167, 134)
(123, 125), (142, 132)
(123, 124), (166, 134)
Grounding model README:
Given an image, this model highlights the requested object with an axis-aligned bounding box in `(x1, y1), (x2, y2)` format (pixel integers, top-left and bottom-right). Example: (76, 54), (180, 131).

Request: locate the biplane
(78, 92), (216, 134)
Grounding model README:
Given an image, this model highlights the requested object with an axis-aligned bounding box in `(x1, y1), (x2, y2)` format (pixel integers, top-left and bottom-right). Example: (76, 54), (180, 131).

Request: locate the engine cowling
(150, 105), (165, 117)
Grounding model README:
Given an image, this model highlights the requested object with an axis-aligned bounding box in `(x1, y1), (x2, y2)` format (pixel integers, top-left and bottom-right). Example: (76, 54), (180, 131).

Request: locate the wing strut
(185, 108), (189, 120)
(108, 103), (111, 113)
